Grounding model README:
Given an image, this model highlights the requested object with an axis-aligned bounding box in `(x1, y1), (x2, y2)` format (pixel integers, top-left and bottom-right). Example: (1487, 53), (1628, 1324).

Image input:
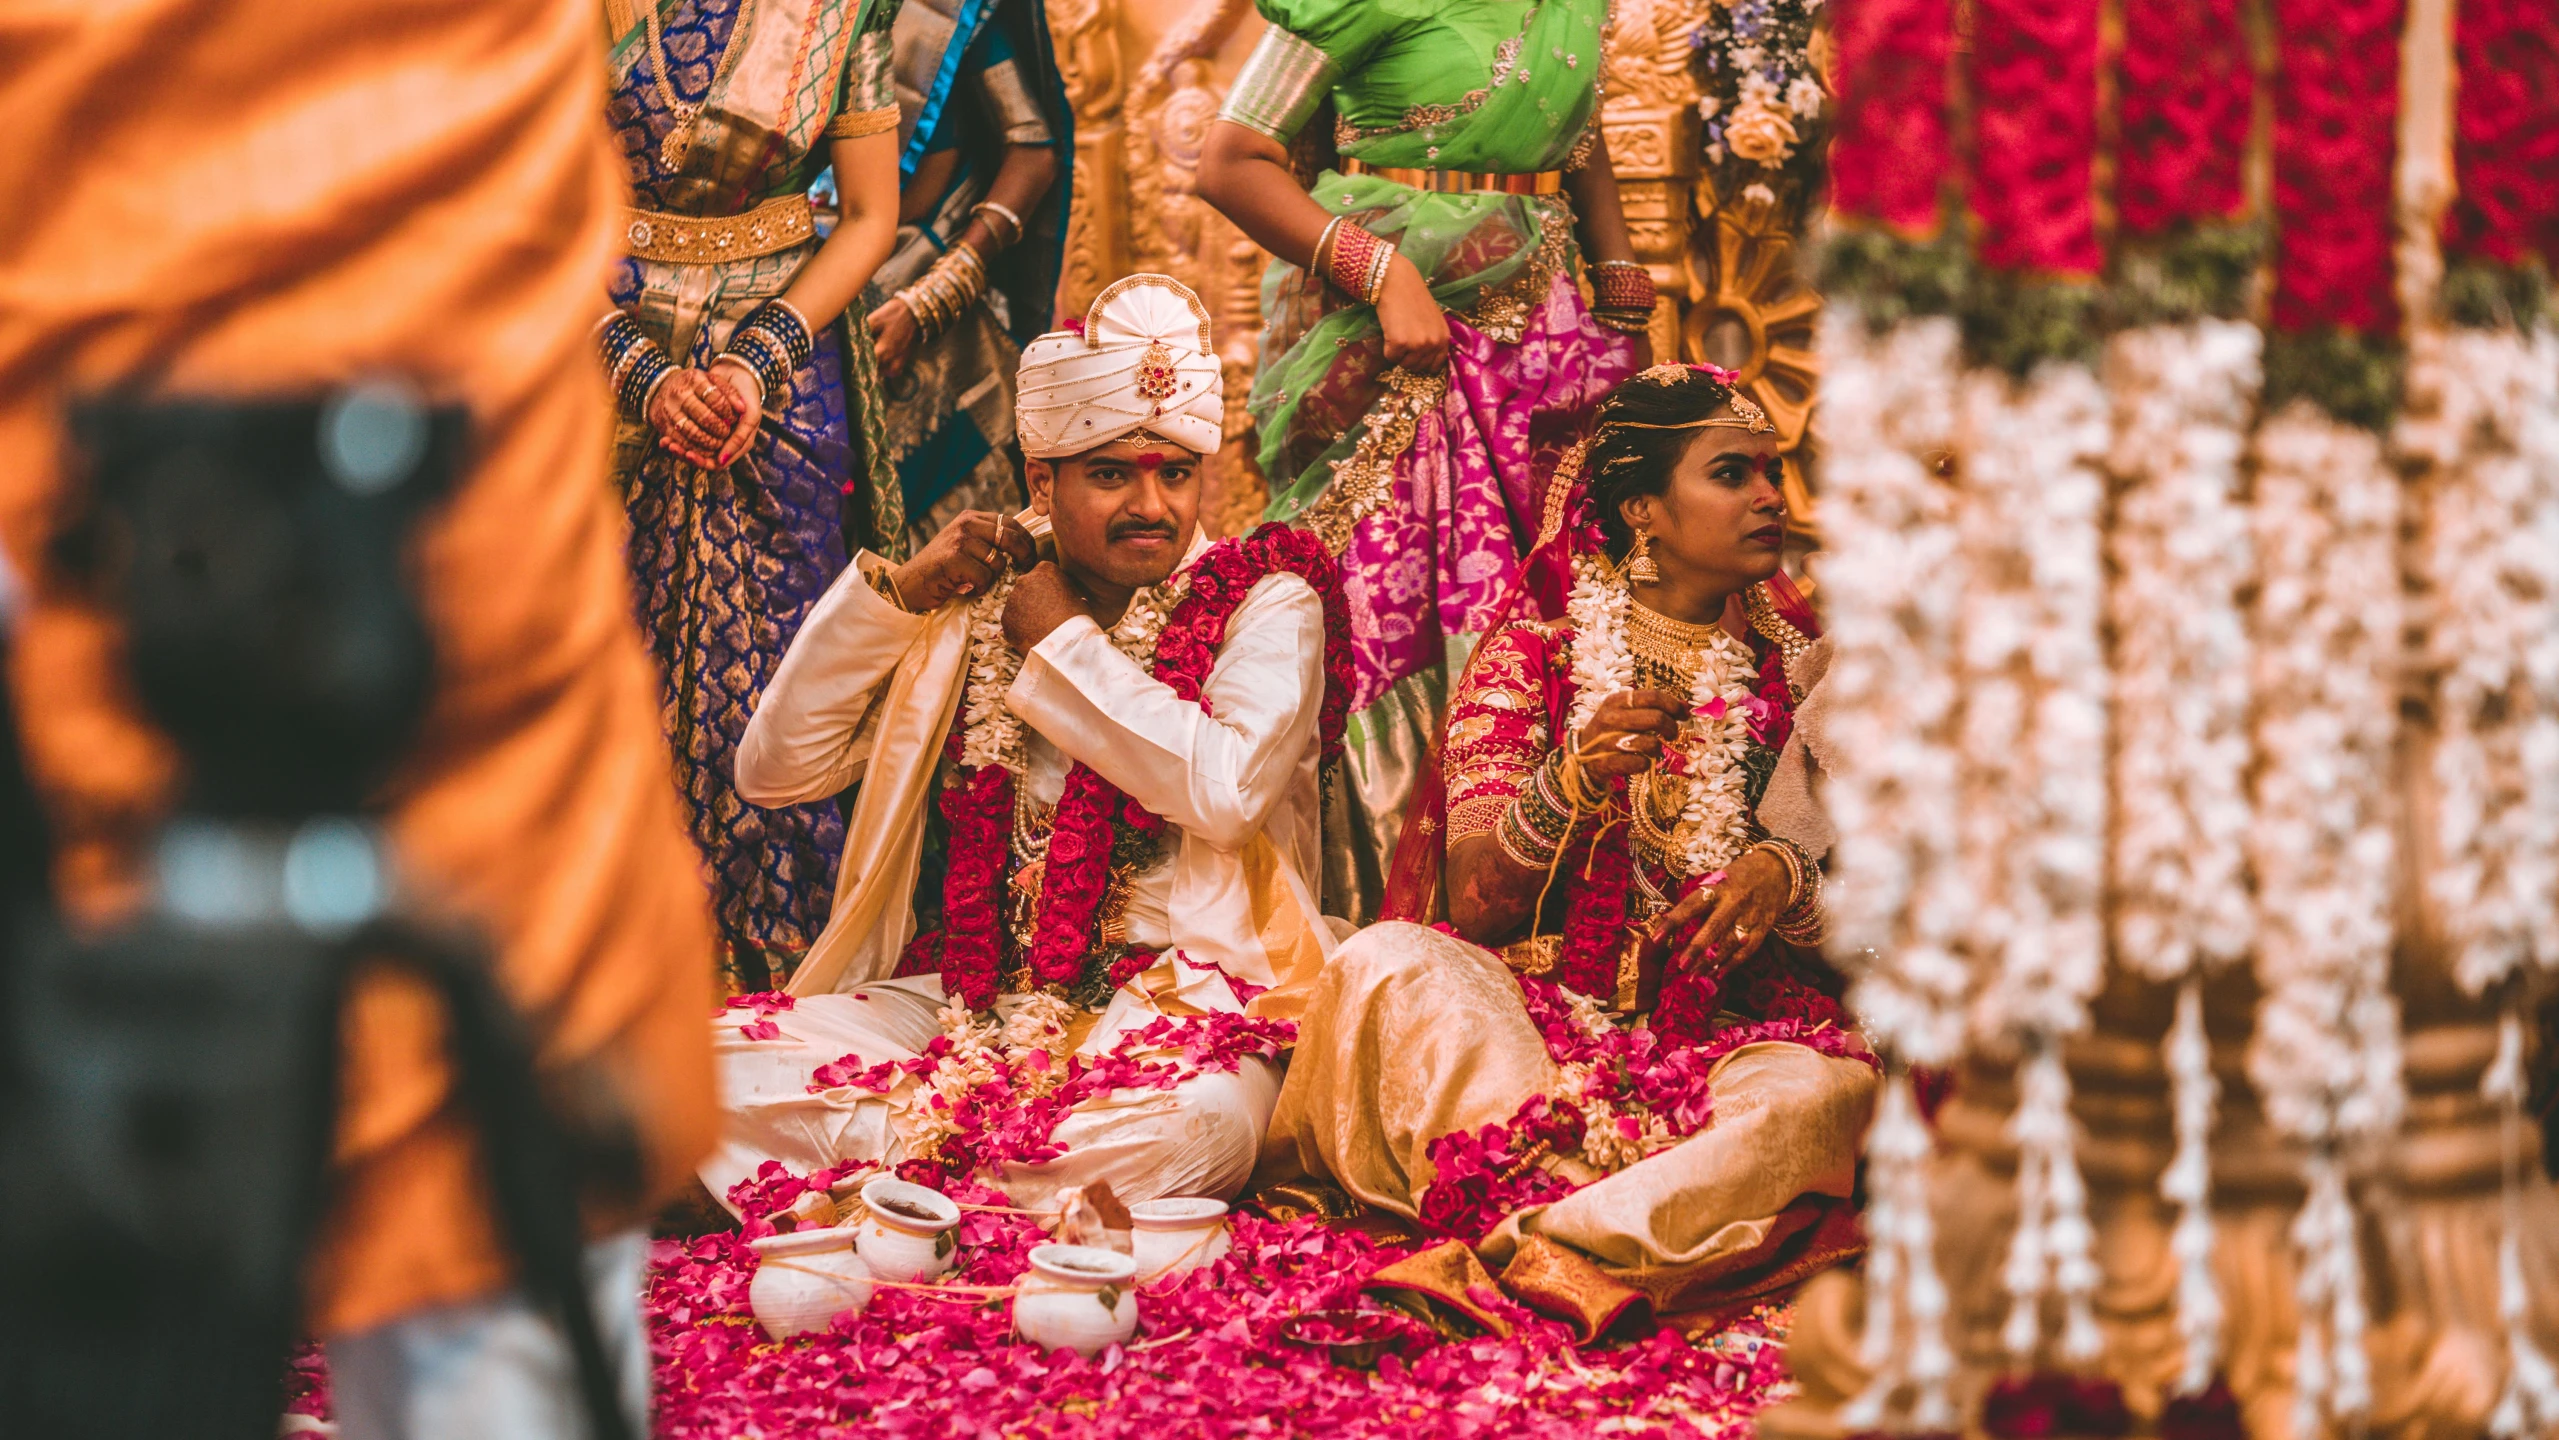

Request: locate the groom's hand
(889, 510), (1037, 610)
(1001, 561), (1087, 651)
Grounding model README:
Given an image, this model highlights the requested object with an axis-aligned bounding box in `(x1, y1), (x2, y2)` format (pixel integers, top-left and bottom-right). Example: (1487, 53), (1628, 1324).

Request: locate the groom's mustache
(1109, 520), (1178, 541)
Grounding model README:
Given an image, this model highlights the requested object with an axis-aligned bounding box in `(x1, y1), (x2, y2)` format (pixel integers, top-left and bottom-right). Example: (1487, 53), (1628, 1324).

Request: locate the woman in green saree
(1198, 0), (1650, 918)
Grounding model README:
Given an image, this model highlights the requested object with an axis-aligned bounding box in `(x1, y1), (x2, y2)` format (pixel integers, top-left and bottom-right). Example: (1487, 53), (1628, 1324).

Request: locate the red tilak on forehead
(1134, 452), (1168, 469)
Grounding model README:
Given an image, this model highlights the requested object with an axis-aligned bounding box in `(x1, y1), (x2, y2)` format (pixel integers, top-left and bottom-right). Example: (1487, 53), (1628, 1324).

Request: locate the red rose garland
(2441, 0), (2559, 267)
(2270, 0), (2404, 335)
(932, 524), (1351, 1011)
(2117, 0), (2252, 236)
(1969, 0), (2103, 275)
(1829, 0), (1956, 236)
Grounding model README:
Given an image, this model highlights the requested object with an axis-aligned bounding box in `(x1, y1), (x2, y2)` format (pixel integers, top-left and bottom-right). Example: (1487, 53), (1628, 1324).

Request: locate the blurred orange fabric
(0, 2), (719, 1334)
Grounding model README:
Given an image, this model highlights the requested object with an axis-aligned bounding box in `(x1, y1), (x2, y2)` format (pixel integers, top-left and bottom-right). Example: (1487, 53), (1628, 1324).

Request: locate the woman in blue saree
(862, 0), (1072, 552)
(598, 0), (905, 991)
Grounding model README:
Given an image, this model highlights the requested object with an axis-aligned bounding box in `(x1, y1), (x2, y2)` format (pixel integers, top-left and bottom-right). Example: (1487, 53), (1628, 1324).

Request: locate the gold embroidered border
(624, 193), (816, 263)
(1456, 195), (1572, 344)
(1304, 364), (1448, 553)
(1744, 582), (1819, 700)
(824, 103), (902, 139)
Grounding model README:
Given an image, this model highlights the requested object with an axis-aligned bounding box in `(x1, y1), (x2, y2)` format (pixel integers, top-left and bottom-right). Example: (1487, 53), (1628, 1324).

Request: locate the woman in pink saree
(1197, 0), (1651, 916)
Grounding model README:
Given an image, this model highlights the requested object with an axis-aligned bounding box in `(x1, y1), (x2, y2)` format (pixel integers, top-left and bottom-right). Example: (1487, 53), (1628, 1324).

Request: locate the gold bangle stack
(1752, 835), (1827, 944)
(894, 241), (988, 341)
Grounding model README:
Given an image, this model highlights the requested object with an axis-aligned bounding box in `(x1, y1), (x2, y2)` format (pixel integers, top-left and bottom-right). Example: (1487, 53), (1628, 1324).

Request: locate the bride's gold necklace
(1624, 597), (1734, 674)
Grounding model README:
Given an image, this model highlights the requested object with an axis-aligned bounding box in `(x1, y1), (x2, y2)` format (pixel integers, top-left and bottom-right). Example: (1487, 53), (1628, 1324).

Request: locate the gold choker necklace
(1625, 599), (1734, 673)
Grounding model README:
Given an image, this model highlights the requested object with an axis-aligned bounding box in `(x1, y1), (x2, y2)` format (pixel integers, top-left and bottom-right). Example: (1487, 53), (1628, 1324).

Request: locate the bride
(1259, 362), (1877, 1327)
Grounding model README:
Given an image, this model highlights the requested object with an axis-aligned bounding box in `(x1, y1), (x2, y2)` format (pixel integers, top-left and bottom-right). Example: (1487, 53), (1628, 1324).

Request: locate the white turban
(1015, 274), (1224, 459)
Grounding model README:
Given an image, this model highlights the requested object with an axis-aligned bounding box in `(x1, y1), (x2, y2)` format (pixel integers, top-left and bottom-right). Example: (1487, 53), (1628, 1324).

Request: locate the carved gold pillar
(1683, 178), (1822, 521)
(1048, 0), (1127, 317)
(1599, 0), (1706, 368)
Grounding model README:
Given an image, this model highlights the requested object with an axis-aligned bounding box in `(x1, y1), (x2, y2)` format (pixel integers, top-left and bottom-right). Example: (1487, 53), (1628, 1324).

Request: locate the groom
(701, 274), (1344, 1213)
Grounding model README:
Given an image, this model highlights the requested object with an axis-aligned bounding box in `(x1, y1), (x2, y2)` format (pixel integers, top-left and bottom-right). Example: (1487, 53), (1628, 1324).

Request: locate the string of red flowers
(929, 524), (1352, 1010)
(2270, 0), (2404, 335)
(1969, 0), (2103, 275)
(1828, 0), (1956, 236)
(807, 1007), (1297, 1186)
(2440, 0), (2559, 268)
(2116, 0), (2252, 237)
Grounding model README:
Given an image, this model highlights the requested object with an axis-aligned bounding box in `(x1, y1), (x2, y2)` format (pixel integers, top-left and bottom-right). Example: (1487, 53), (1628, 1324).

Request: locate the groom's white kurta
(701, 528), (1335, 1210)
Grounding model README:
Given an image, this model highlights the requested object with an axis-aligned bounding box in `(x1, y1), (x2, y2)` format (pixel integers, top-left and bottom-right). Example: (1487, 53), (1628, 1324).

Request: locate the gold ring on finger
(1615, 734), (1646, 752)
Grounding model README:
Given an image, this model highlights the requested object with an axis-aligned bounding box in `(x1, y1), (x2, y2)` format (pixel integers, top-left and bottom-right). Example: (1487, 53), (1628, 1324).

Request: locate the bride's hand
(1375, 253), (1449, 374)
(1571, 688), (1687, 783)
(1634, 845), (1793, 993)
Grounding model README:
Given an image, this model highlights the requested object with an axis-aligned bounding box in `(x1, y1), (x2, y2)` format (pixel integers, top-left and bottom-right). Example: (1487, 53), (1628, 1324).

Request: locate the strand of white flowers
(2101, 319), (2260, 1394)
(1816, 310), (1974, 1065)
(1839, 1068), (1957, 1435)
(2103, 321), (2260, 980)
(1561, 554), (1760, 877)
(1566, 553), (1632, 738)
(2401, 326), (2559, 997)
(1816, 309), (1970, 1430)
(2160, 976), (2224, 1396)
(958, 578), (1027, 772)
(2246, 401), (2407, 1431)
(1957, 361), (2111, 1367)
(2482, 1008), (2559, 1437)
(1673, 629), (1760, 878)
(2401, 326), (2559, 1440)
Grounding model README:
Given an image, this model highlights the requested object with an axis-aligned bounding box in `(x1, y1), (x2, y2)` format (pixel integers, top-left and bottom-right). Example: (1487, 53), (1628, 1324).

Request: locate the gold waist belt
(1339, 158), (1564, 195)
(623, 194), (816, 264)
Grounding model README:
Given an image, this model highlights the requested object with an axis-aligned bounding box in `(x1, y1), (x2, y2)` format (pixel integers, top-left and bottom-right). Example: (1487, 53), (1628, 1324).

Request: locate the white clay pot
(748, 1226), (872, 1340)
(854, 1176), (960, 1284)
(1014, 1244), (1140, 1357)
(1128, 1197), (1231, 1283)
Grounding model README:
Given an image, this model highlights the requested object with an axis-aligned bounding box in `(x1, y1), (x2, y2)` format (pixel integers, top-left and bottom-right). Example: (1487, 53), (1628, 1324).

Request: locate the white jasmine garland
(1815, 309), (1970, 1432)
(1563, 552), (1759, 879)
(2246, 401), (2407, 1433)
(2400, 327), (2559, 997)
(2401, 326), (2559, 1440)
(957, 566), (1186, 779)
(1956, 360), (2112, 1368)
(2101, 319), (2261, 1393)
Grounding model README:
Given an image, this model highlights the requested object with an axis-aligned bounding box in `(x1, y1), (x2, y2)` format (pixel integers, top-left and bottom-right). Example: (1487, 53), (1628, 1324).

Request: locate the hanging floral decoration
(2246, 407), (2407, 1434)
(1951, 360), (2113, 1372)
(920, 524), (1351, 1011)
(2115, 0), (2252, 238)
(2439, 0), (2559, 281)
(1966, 0), (2101, 276)
(1825, 0), (1952, 238)
(1811, 310), (1971, 1434)
(1689, 0), (1829, 194)
(2102, 318), (2261, 1397)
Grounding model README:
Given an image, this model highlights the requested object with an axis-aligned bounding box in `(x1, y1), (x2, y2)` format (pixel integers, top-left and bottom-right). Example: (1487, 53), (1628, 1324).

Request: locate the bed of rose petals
(648, 1169), (1796, 1440)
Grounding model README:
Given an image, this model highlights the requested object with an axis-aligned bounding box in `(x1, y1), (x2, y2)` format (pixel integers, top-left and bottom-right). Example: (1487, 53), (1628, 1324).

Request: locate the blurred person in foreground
(0, 2), (718, 1434)
(700, 276), (1348, 1214)
(599, 0), (905, 995)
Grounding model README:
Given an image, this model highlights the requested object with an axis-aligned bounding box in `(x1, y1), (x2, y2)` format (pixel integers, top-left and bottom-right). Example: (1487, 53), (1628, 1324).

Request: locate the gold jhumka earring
(1623, 528), (1660, 585)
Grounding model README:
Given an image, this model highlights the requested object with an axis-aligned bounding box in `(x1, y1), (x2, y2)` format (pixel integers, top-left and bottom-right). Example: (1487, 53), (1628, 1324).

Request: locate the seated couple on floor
(705, 278), (1874, 1324)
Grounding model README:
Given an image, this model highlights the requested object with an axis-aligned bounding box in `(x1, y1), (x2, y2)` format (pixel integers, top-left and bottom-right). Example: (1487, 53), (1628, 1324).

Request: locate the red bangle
(1592, 261), (1656, 313)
